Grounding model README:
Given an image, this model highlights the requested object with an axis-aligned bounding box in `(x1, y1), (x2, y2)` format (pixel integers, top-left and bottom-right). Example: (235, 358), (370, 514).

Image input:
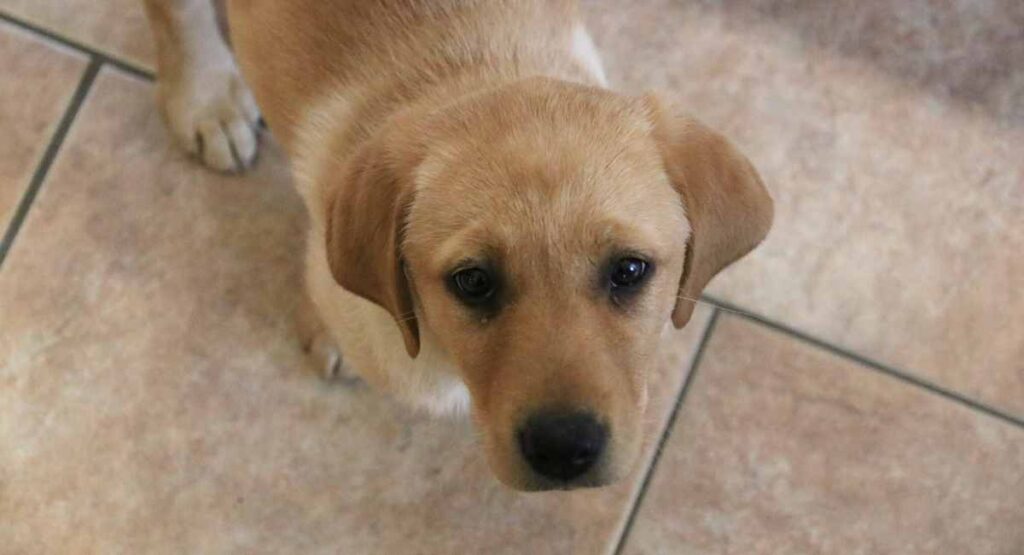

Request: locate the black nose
(518, 411), (607, 482)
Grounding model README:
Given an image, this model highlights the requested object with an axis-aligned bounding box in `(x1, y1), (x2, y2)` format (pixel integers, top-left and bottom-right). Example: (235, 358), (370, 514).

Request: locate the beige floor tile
(584, 0), (1024, 417)
(0, 22), (85, 233)
(0, 0), (153, 68)
(0, 68), (712, 554)
(621, 314), (1024, 555)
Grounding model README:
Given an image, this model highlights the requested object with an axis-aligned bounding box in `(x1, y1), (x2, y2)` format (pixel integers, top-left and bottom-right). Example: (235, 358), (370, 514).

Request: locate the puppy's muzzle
(517, 410), (607, 486)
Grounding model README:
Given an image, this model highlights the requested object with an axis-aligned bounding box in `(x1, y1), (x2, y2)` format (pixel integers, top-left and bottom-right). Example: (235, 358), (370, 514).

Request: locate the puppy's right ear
(324, 132), (421, 357)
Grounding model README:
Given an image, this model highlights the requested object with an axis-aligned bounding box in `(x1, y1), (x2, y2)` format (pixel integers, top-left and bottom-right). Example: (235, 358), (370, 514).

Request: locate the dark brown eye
(452, 267), (495, 303)
(610, 258), (649, 290)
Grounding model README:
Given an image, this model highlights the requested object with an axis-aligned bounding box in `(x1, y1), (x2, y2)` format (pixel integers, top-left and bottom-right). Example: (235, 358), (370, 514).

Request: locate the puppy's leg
(143, 0), (261, 172)
(297, 291), (357, 384)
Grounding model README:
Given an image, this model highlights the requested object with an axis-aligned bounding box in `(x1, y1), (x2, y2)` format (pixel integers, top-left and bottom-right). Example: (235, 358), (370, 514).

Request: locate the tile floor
(0, 2), (1021, 554)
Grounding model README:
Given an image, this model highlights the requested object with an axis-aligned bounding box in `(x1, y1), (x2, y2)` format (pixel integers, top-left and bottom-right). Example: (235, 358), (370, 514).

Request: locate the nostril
(518, 411), (607, 482)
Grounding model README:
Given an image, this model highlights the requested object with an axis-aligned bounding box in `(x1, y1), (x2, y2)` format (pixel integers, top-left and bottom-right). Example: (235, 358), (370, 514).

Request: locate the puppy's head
(324, 79), (772, 490)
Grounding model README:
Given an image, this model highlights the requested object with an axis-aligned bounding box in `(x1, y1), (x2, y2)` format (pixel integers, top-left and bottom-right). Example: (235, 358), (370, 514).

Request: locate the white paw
(157, 63), (262, 173)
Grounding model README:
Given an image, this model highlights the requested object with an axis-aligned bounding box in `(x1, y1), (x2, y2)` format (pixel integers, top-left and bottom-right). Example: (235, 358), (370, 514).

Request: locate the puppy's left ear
(644, 95), (774, 329)
(324, 130), (421, 357)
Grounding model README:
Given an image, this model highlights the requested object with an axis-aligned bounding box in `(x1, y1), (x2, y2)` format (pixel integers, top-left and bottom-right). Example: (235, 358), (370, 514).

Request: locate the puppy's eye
(452, 267), (496, 303)
(610, 257), (649, 290)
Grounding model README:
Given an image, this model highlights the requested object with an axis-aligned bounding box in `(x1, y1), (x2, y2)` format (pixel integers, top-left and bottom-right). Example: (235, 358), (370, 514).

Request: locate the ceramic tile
(622, 314), (1024, 555)
(0, 0), (154, 69)
(585, 0), (1024, 417)
(0, 68), (712, 554)
(0, 22), (85, 234)
(724, 0), (1024, 123)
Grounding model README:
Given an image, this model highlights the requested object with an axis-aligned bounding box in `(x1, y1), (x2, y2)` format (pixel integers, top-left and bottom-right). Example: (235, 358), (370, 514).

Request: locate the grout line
(612, 308), (721, 555)
(0, 10), (154, 81)
(701, 294), (1024, 430)
(0, 57), (101, 270)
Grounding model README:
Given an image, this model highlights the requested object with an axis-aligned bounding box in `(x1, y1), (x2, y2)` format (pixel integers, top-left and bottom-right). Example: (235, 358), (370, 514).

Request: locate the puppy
(142, 0), (773, 491)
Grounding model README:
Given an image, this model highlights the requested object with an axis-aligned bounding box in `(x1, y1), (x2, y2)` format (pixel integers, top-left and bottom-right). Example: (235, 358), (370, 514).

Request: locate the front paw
(157, 63), (262, 173)
(297, 299), (360, 384)
(303, 330), (352, 383)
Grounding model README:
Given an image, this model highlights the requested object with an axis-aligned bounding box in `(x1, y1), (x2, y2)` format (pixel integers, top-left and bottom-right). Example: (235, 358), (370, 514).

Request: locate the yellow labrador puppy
(142, 0), (773, 491)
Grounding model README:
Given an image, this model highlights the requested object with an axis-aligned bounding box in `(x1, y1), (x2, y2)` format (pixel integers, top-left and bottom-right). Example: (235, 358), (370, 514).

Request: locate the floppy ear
(325, 134), (421, 357)
(645, 96), (774, 329)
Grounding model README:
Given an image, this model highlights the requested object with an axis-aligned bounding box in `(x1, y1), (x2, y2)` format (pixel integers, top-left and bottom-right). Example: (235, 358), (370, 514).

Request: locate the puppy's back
(227, 0), (587, 148)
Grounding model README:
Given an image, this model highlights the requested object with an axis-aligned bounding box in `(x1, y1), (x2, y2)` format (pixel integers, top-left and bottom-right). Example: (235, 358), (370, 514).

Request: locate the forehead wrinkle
(490, 156), (667, 270)
(409, 146), (510, 240)
(427, 218), (507, 273)
(410, 110), (684, 276)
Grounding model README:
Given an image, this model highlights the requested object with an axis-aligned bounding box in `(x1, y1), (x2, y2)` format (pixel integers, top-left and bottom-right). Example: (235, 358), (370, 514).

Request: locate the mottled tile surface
(0, 22), (84, 232)
(585, 0), (1024, 417)
(2, 1), (1023, 553)
(0, 0), (153, 68)
(0, 69), (711, 554)
(622, 314), (1024, 555)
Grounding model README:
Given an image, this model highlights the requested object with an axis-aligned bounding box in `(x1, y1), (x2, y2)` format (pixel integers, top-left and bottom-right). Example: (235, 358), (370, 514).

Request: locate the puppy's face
(324, 79), (772, 491)
(404, 86), (684, 490)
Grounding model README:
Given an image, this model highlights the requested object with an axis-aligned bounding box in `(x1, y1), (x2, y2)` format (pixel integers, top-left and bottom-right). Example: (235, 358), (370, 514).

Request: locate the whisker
(393, 314), (418, 324)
